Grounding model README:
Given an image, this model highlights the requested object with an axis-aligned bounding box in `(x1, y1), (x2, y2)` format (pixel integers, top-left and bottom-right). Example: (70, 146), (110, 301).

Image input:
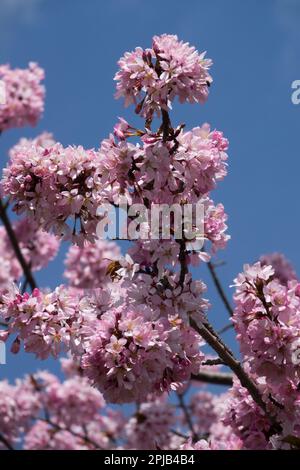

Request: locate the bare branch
(207, 261), (233, 317)
(192, 370), (233, 386)
(218, 322), (234, 335)
(190, 318), (282, 435)
(177, 393), (199, 442)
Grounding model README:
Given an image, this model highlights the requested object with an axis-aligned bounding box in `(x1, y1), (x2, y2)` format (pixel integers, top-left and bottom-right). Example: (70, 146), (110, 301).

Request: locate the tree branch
(0, 198), (37, 292)
(190, 318), (282, 434)
(217, 322), (234, 335)
(192, 370), (233, 386)
(207, 261), (234, 317)
(177, 393), (199, 442)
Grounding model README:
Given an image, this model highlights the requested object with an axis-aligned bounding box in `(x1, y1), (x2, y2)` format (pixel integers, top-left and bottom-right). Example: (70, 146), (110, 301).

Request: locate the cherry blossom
(0, 63), (45, 133)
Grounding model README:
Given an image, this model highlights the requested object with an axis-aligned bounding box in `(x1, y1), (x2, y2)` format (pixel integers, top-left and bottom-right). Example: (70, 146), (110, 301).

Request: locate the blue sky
(1, 0), (300, 394)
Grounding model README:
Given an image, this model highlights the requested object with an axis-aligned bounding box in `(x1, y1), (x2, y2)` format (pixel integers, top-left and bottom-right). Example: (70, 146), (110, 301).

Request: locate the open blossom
(81, 304), (204, 403)
(115, 34), (212, 118)
(0, 62), (45, 133)
(260, 252), (297, 285)
(64, 239), (120, 289)
(2, 136), (105, 243)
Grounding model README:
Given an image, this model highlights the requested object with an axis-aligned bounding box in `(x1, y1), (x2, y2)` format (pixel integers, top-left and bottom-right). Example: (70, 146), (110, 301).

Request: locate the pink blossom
(81, 304), (204, 403)
(0, 62), (45, 133)
(2, 136), (105, 243)
(115, 35), (212, 118)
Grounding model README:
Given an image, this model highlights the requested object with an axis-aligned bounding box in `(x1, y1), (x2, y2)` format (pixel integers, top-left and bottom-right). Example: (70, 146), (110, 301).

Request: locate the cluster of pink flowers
(114, 34), (212, 118)
(21, 367), (124, 450)
(0, 285), (87, 358)
(2, 134), (104, 243)
(99, 123), (228, 207)
(81, 304), (204, 403)
(64, 239), (120, 289)
(0, 63), (45, 133)
(36, 373), (105, 428)
(223, 379), (274, 450)
(0, 378), (40, 449)
(124, 397), (175, 450)
(123, 268), (209, 324)
(232, 261), (300, 446)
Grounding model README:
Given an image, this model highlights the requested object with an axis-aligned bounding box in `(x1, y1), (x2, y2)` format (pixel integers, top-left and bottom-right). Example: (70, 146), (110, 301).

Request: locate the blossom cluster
(2, 134), (104, 243)
(0, 62), (45, 133)
(81, 304), (204, 403)
(0, 360), (242, 450)
(114, 34), (212, 118)
(99, 123), (228, 206)
(232, 261), (300, 446)
(123, 267), (210, 323)
(0, 286), (86, 358)
(0, 378), (40, 449)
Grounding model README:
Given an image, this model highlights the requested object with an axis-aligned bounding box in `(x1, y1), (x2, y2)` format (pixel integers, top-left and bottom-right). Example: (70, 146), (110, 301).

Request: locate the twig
(192, 370), (233, 386)
(207, 261), (234, 317)
(177, 393), (199, 442)
(190, 318), (282, 434)
(217, 322), (234, 335)
(202, 358), (225, 366)
(0, 198), (37, 292)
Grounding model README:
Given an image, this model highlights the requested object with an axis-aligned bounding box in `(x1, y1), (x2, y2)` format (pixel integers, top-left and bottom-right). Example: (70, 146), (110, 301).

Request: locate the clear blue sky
(1, 0), (300, 392)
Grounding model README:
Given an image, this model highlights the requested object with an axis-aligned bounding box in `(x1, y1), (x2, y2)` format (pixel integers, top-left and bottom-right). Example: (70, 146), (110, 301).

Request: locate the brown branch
(161, 109), (171, 142)
(0, 198), (37, 292)
(207, 261), (234, 317)
(218, 322), (234, 335)
(177, 393), (199, 442)
(192, 370), (233, 386)
(190, 318), (282, 434)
